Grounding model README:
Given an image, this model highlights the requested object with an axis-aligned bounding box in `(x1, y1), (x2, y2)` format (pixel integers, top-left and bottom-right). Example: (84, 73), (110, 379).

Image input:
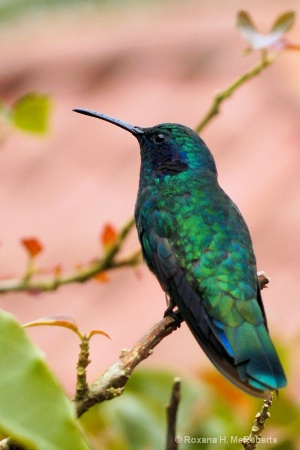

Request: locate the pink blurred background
(0, 0), (299, 398)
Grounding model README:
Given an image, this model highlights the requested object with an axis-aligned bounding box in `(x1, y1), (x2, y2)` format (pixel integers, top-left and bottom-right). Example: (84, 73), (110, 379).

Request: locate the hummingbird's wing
(140, 225), (286, 397)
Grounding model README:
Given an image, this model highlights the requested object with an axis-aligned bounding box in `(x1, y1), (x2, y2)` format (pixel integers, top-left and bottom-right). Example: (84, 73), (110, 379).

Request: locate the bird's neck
(137, 165), (218, 199)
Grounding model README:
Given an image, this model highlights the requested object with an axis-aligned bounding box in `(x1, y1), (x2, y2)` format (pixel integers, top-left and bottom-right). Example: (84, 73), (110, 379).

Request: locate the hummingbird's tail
(168, 267), (287, 397)
(224, 321), (287, 392)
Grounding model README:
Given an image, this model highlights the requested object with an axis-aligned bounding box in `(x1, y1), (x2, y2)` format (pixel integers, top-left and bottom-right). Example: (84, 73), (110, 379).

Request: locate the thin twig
(195, 54), (274, 134)
(0, 219), (140, 294)
(241, 394), (273, 450)
(166, 378), (181, 450)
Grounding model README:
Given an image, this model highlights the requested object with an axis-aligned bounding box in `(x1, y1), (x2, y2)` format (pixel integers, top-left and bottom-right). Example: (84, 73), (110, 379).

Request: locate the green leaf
(236, 11), (260, 50)
(270, 11), (295, 36)
(11, 93), (51, 135)
(0, 310), (90, 450)
(237, 11), (258, 34)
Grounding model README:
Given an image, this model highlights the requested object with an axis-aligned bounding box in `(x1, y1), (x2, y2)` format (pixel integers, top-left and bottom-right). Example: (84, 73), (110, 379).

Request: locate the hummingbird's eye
(154, 133), (165, 144)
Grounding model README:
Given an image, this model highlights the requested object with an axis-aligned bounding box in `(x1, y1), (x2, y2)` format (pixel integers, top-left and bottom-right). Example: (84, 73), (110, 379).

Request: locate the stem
(195, 54), (275, 134)
(74, 336), (91, 405)
(241, 394), (273, 450)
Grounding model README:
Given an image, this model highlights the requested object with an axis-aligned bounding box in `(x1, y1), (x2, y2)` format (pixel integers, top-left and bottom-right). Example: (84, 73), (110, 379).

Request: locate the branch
(0, 219), (140, 294)
(166, 378), (181, 450)
(75, 314), (180, 417)
(195, 53), (274, 133)
(240, 394), (273, 450)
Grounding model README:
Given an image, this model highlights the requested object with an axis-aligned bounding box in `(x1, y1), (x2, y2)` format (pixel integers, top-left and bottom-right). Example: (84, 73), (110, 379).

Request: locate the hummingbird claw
(164, 308), (183, 328)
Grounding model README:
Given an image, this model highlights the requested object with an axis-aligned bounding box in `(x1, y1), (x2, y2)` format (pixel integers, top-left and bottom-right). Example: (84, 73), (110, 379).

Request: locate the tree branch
(75, 314), (180, 417)
(166, 378), (181, 450)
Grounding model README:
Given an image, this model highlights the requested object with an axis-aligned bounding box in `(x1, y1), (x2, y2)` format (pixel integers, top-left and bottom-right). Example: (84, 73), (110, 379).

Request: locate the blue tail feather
(226, 322), (287, 391)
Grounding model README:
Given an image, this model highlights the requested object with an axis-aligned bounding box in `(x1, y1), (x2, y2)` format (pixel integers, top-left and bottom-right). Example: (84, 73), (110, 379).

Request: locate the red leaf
(21, 238), (43, 257)
(93, 271), (110, 283)
(101, 223), (117, 248)
(87, 329), (112, 340)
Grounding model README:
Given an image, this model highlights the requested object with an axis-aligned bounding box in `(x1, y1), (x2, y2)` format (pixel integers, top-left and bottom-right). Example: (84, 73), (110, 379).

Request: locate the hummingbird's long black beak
(73, 108), (144, 136)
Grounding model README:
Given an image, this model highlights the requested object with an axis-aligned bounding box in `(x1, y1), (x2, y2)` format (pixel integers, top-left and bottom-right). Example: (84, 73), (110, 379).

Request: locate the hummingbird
(74, 108), (287, 397)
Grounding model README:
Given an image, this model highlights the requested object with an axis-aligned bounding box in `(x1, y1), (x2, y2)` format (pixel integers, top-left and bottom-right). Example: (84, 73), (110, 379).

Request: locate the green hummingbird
(74, 108), (287, 397)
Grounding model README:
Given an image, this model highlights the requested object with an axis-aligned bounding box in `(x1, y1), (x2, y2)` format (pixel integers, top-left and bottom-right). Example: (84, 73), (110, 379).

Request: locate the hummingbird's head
(136, 123), (217, 177)
(73, 109), (217, 177)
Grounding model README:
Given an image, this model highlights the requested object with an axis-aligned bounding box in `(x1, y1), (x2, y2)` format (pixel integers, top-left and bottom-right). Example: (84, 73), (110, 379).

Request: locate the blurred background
(0, 0), (299, 448)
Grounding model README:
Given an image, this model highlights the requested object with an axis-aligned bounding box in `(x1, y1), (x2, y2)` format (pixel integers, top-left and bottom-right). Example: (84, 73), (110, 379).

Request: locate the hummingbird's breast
(136, 170), (257, 302)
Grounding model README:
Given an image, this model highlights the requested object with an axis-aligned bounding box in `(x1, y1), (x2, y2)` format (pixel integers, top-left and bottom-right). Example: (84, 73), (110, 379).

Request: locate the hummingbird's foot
(163, 308), (183, 328)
